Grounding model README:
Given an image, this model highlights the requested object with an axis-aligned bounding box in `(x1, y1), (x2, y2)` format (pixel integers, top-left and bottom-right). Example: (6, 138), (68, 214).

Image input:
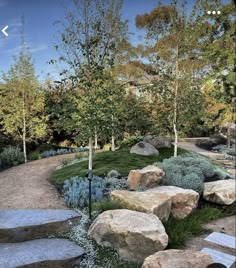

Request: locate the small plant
(29, 151), (39, 161)
(63, 176), (106, 208)
(107, 169), (121, 178)
(0, 146), (24, 168)
(105, 177), (129, 193)
(93, 199), (123, 213)
(61, 158), (71, 167)
(118, 135), (144, 148)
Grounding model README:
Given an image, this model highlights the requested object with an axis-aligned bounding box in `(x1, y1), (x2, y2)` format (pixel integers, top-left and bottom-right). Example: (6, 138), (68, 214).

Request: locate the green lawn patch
(51, 147), (187, 187)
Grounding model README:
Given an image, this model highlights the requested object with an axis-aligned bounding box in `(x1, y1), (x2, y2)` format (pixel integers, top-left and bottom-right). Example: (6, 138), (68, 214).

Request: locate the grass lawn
(51, 147), (187, 187)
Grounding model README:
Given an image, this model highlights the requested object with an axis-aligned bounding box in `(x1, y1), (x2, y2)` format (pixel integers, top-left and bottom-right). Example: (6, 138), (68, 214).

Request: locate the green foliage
(93, 199), (123, 213)
(154, 155), (217, 192)
(52, 147), (187, 187)
(118, 135), (144, 148)
(0, 146), (24, 168)
(29, 151), (39, 161)
(61, 158), (71, 167)
(164, 206), (223, 249)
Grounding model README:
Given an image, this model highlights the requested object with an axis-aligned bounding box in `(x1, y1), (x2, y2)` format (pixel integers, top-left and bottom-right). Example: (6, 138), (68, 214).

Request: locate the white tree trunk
(111, 134), (115, 151)
(22, 92), (27, 163)
(94, 130), (98, 150)
(88, 137), (93, 171)
(227, 122), (231, 148)
(173, 43), (179, 157)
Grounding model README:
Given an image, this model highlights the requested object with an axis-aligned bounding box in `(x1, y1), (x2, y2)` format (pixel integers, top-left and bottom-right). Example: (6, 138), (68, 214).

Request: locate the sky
(0, 0), (231, 82)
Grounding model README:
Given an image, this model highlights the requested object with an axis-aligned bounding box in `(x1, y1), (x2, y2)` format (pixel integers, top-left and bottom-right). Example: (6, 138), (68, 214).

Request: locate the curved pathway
(0, 154), (76, 209)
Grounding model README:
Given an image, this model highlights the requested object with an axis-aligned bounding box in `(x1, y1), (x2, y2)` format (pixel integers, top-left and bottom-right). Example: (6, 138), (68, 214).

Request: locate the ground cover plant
(51, 147), (187, 187)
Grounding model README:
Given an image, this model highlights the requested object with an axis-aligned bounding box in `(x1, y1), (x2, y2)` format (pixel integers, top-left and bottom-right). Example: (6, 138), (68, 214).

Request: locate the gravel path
(0, 154), (76, 209)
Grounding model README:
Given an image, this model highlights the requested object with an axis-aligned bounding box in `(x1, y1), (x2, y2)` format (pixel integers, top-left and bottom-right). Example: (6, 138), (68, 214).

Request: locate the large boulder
(130, 142), (159, 156)
(111, 190), (172, 222)
(143, 135), (172, 149)
(147, 186), (199, 219)
(203, 179), (236, 205)
(128, 165), (165, 189)
(141, 249), (214, 268)
(88, 209), (168, 263)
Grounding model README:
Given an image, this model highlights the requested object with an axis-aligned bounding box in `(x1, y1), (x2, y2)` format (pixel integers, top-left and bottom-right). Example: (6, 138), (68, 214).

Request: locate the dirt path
(0, 154), (76, 209)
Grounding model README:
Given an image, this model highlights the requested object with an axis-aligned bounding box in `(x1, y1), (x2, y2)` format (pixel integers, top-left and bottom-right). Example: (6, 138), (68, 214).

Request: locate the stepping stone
(205, 232), (236, 250)
(0, 209), (81, 242)
(201, 248), (236, 268)
(0, 238), (84, 268)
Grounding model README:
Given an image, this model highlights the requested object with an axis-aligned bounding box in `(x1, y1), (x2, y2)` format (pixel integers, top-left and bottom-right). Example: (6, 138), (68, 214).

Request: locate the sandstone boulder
(111, 190), (171, 222)
(143, 135), (172, 149)
(128, 165), (165, 189)
(203, 179), (236, 205)
(147, 186), (199, 219)
(141, 249), (214, 268)
(88, 209), (168, 263)
(130, 142), (159, 156)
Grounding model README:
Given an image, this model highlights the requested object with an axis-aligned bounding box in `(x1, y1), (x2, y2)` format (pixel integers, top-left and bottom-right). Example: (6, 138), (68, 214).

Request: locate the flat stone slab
(201, 248), (236, 268)
(111, 190), (172, 222)
(0, 209), (81, 242)
(0, 238), (84, 268)
(204, 232), (236, 250)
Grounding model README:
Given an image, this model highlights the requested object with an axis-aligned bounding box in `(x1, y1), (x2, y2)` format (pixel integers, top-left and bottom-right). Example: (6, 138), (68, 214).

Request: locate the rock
(141, 249), (214, 268)
(0, 238), (84, 268)
(227, 169), (235, 177)
(0, 209), (81, 242)
(111, 190), (171, 222)
(143, 135), (172, 149)
(147, 186), (199, 219)
(203, 179), (236, 205)
(88, 209), (168, 263)
(130, 142), (159, 156)
(128, 165), (165, 189)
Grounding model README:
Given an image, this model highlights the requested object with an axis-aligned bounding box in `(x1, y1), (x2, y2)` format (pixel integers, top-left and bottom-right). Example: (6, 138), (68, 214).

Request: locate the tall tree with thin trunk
(52, 0), (128, 171)
(136, 0), (204, 156)
(0, 18), (47, 162)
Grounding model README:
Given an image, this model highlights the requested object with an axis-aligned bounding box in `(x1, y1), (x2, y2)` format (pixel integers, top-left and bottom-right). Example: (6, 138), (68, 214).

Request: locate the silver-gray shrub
(154, 155), (224, 193)
(0, 146), (24, 168)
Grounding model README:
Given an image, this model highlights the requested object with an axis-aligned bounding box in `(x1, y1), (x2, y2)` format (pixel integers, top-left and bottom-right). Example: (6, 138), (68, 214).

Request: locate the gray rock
(130, 142), (159, 156)
(0, 209), (81, 242)
(143, 135), (172, 149)
(0, 238), (84, 268)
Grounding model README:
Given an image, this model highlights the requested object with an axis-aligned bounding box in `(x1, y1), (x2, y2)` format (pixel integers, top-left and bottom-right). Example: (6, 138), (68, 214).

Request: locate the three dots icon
(207, 11), (221, 15)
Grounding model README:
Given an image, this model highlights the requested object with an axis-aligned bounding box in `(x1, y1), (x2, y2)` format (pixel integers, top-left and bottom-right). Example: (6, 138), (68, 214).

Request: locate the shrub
(154, 155), (218, 193)
(40, 147), (89, 158)
(93, 199), (123, 212)
(63, 176), (128, 208)
(63, 176), (106, 208)
(61, 158), (71, 167)
(0, 146), (24, 168)
(29, 151), (39, 161)
(118, 135), (144, 148)
(107, 169), (121, 178)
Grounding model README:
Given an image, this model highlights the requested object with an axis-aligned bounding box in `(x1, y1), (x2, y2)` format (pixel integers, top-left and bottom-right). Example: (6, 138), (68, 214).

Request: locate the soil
(0, 154), (76, 209)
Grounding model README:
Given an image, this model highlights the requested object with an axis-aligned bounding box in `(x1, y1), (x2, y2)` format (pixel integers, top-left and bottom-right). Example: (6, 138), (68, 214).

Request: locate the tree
(192, 0), (236, 147)
(52, 0), (128, 170)
(0, 19), (47, 162)
(136, 0), (204, 156)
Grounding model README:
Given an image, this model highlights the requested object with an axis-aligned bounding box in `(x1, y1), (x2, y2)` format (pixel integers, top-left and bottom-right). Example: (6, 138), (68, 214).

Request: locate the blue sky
(0, 0), (230, 81)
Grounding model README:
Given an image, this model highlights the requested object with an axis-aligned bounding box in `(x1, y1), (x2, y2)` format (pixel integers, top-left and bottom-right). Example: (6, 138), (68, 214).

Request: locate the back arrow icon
(1, 25), (8, 36)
